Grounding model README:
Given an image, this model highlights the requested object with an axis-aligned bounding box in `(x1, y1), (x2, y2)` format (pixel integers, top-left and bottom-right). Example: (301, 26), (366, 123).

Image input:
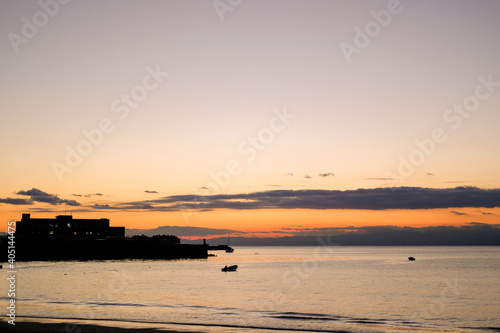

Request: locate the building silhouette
(16, 213), (124, 238)
(1, 213), (224, 261)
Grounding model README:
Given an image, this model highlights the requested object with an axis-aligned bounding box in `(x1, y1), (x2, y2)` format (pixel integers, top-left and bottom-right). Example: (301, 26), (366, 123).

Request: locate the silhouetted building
(16, 213), (124, 238)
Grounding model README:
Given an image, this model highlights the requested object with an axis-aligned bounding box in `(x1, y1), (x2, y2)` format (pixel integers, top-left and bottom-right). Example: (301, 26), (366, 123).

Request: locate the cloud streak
(127, 226), (241, 238)
(0, 197), (33, 205)
(112, 186), (500, 212)
(318, 173), (334, 177)
(16, 188), (81, 206)
(6, 186), (498, 213)
(72, 193), (103, 197)
(450, 210), (468, 216)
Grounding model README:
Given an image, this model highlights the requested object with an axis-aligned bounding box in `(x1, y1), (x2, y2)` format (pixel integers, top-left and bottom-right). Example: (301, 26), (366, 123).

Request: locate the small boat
(408, 257), (416, 261)
(222, 265), (238, 272)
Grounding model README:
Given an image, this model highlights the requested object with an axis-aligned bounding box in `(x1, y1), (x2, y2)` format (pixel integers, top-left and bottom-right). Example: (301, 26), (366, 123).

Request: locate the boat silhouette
(222, 265), (238, 272)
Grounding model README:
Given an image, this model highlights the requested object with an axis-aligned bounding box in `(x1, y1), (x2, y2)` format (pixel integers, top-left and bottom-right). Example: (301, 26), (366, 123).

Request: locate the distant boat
(408, 257), (416, 261)
(222, 265), (238, 272)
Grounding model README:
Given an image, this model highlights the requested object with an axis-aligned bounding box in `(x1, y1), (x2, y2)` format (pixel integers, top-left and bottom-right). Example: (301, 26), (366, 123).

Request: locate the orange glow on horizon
(2, 207), (498, 237)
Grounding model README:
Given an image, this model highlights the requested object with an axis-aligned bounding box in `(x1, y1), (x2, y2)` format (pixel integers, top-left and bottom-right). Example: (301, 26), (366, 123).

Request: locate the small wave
(268, 311), (436, 331)
(86, 301), (148, 307)
(270, 311), (376, 324)
(273, 315), (333, 321)
(279, 311), (336, 318)
(461, 327), (500, 332)
(269, 312), (343, 322)
(347, 319), (382, 324)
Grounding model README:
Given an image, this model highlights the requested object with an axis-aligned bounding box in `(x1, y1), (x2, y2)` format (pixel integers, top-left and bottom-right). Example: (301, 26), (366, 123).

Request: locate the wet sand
(0, 317), (205, 333)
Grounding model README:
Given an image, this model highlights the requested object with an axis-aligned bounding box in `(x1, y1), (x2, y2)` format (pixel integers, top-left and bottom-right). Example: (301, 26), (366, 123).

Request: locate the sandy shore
(0, 317), (207, 333)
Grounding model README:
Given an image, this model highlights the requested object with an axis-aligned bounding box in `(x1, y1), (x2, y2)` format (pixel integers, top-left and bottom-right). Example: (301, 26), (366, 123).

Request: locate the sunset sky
(1, 0), (499, 236)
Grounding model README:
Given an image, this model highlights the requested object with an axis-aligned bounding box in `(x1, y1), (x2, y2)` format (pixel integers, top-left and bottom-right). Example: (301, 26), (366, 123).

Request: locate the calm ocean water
(2, 246), (499, 332)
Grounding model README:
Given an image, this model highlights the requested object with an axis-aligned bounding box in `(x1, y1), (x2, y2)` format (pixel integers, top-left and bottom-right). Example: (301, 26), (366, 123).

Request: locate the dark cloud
(145, 190), (158, 194)
(0, 197), (33, 205)
(120, 186), (500, 212)
(92, 204), (117, 210)
(284, 173), (294, 176)
(131, 204), (153, 210)
(426, 173), (434, 176)
(16, 188), (81, 206)
(92, 203), (153, 210)
(304, 175), (312, 179)
(450, 210), (468, 216)
(17, 188), (51, 197)
(318, 173), (334, 177)
(63, 200), (80, 206)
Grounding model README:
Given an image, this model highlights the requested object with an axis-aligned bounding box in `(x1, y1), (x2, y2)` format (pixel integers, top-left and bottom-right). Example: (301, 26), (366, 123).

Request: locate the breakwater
(0, 237), (211, 261)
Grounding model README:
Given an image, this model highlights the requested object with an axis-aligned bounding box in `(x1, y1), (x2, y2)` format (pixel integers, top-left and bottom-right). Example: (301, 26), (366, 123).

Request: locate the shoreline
(0, 317), (363, 333)
(0, 317), (473, 333)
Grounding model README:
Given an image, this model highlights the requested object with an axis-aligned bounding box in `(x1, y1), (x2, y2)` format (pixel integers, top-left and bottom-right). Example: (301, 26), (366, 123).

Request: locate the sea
(1, 245), (500, 332)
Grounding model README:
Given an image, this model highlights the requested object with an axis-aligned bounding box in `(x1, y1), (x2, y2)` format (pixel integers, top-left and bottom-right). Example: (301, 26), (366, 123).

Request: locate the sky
(1, 0), (499, 236)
